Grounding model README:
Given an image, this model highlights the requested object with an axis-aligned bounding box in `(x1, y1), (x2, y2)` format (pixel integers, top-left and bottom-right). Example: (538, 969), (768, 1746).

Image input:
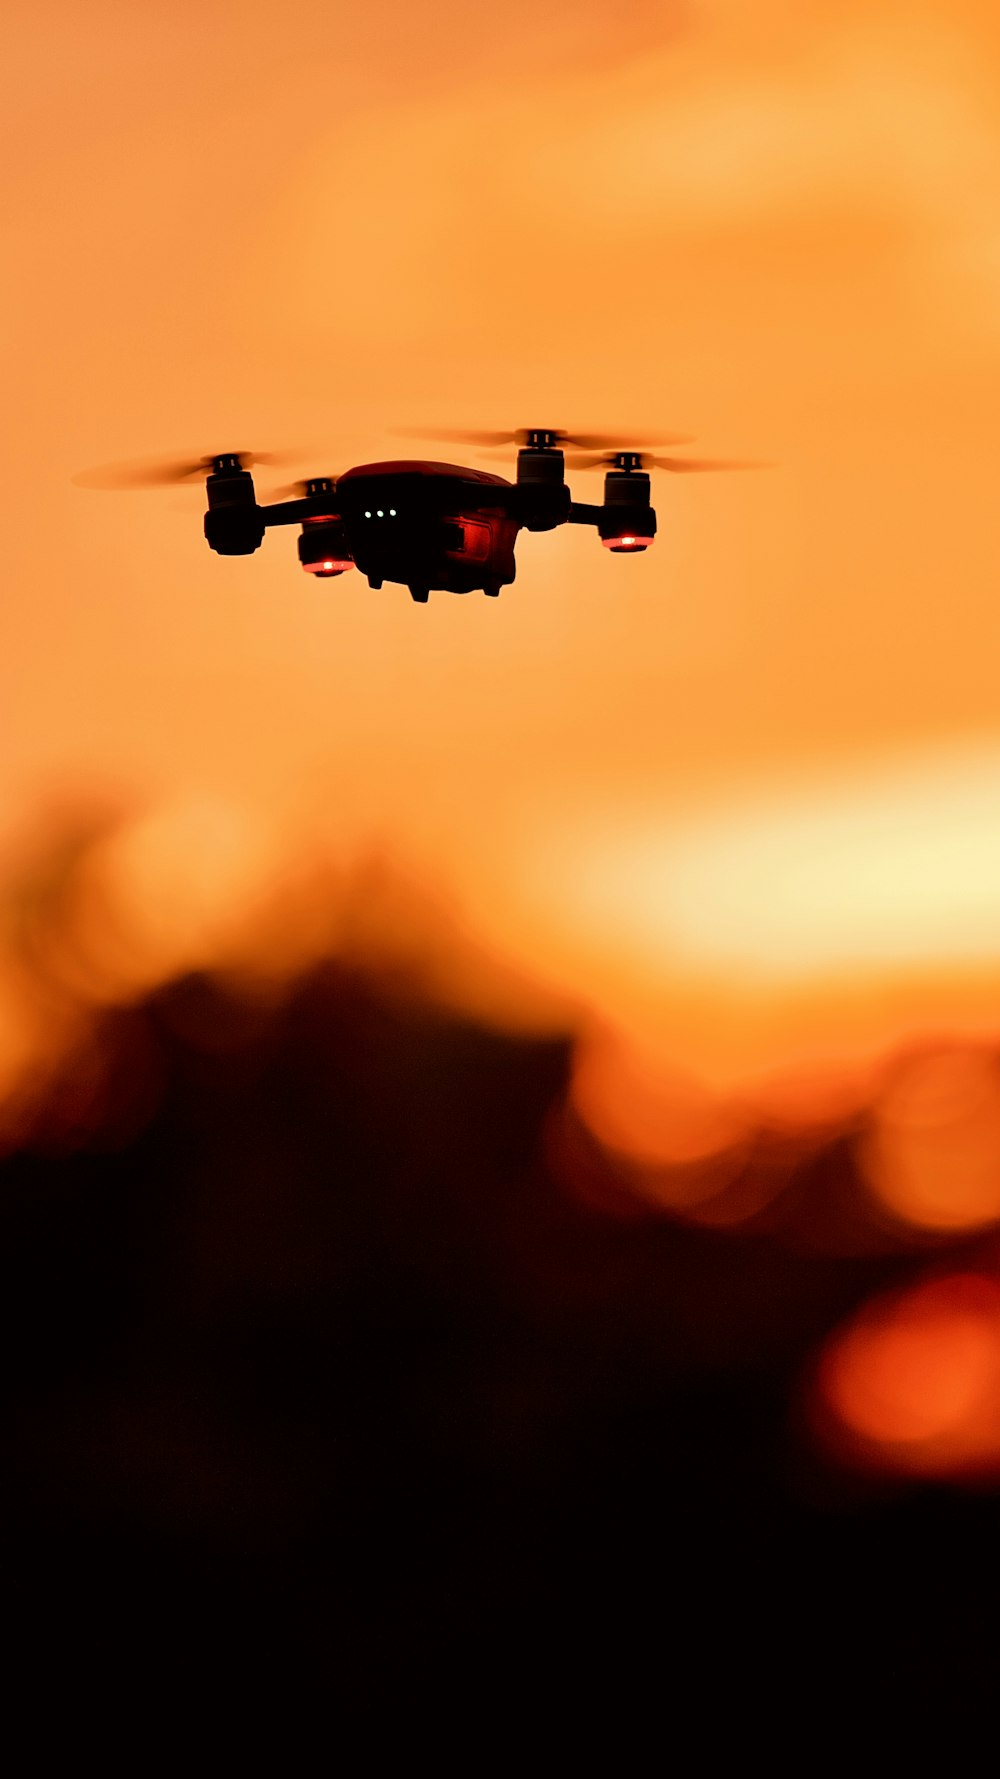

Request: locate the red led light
(303, 558), (353, 576)
(602, 534), (653, 553)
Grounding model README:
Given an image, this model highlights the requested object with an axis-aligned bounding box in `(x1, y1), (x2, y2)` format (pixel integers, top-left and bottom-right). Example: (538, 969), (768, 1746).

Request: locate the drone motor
(294, 478), (355, 577)
(514, 431), (570, 531)
(599, 451), (656, 553)
(298, 520), (354, 578)
(200, 452), (267, 556)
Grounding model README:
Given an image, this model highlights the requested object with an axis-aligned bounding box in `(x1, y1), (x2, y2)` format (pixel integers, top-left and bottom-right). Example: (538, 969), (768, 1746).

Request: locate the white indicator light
(364, 510), (372, 518)
(389, 508), (396, 516)
(376, 509), (383, 517)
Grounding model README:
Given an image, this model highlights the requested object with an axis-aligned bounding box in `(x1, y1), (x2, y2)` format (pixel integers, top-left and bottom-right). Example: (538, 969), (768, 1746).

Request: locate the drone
(77, 428), (759, 603)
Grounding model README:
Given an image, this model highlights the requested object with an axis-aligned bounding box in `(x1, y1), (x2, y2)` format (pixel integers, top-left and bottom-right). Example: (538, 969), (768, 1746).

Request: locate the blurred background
(4, 0), (1000, 1716)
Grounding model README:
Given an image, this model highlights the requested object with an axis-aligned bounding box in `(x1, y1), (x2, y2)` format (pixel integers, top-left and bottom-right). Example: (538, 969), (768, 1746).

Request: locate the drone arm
(566, 502), (603, 527)
(257, 496), (342, 529)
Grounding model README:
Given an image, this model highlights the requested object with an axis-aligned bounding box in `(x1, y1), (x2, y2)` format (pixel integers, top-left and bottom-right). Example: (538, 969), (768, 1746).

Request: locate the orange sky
(6, 0), (1000, 1084)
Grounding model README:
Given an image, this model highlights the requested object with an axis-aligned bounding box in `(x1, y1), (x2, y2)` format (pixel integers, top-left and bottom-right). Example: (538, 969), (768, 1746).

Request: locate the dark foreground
(1, 962), (995, 1727)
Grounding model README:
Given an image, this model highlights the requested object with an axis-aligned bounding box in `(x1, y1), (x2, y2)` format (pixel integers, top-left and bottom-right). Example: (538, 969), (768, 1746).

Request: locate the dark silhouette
(73, 429), (764, 601)
(2, 939), (998, 1721)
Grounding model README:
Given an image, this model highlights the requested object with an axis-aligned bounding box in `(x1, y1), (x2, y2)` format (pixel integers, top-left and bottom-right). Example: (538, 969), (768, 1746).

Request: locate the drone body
(203, 431), (660, 603)
(288, 461), (524, 601)
(78, 428), (759, 602)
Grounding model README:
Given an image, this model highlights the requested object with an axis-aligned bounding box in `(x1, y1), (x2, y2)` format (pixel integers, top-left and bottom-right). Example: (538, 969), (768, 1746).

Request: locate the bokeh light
(571, 1029), (744, 1169)
(859, 1045), (1000, 1233)
(817, 1271), (1000, 1478)
(568, 1027), (750, 1212)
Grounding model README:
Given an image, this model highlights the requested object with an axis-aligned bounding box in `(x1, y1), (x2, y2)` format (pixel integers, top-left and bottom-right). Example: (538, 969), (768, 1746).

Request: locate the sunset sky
(6, 0), (1000, 1087)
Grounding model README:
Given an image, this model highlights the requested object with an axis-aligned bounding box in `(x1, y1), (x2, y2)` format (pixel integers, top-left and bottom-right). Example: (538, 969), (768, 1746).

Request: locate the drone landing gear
(368, 575), (383, 590)
(482, 580), (501, 598)
(408, 585), (429, 604)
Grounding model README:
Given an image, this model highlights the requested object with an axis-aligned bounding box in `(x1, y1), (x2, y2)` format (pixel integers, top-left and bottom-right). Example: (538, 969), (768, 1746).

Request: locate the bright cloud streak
(545, 744), (1000, 984)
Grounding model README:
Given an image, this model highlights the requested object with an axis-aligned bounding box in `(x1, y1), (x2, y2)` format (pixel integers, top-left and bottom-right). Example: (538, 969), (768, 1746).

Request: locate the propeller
(392, 426), (693, 451)
(564, 450), (769, 473)
(72, 448), (308, 491)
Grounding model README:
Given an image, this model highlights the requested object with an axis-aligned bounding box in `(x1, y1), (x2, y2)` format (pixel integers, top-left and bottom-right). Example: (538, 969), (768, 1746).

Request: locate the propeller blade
(73, 448), (308, 491)
(649, 455), (769, 473)
(393, 426), (693, 452)
(566, 432), (692, 451)
(565, 450), (768, 472)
